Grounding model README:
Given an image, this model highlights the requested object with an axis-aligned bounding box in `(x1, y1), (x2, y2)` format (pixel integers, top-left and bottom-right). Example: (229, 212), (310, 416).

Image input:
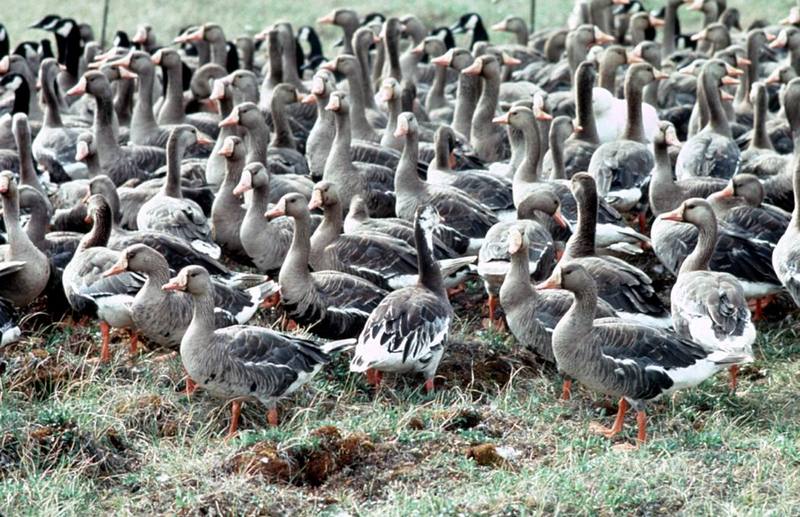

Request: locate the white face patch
(0, 28), (6, 41)
(57, 21), (74, 38)
(465, 15), (479, 31)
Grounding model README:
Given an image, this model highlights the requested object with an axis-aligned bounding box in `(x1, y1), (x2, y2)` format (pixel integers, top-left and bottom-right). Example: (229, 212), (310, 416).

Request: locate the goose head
(658, 198), (717, 228)
(162, 265), (212, 295)
(104, 244), (166, 277)
(218, 101), (260, 128)
(266, 192), (309, 220)
(308, 181), (340, 211)
(233, 162), (268, 197)
(517, 190), (567, 228)
(394, 112), (418, 138)
(217, 135), (245, 160)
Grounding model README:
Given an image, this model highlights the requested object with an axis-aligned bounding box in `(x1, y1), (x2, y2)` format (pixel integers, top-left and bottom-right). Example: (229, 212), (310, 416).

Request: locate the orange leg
(260, 292), (281, 309)
(267, 407), (279, 427)
(129, 331), (139, 356)
(184, 367), (198, 396)
(281, 315), (298, 332)
(366, 368), (382, 387)
(99, 321), (111, 363)
(225, 400), (242, 440)
(637, 212), (647, 234)
(446, 283), (465, 298)
(185, 377), (197, 396)
(423, 377), (435, 393)
(636, 410), (647, 444)
(561, 378), (572, 401)
(488, 294), (498, 322)
(590, 398), (630, 438)
(728, 364), (740, 392)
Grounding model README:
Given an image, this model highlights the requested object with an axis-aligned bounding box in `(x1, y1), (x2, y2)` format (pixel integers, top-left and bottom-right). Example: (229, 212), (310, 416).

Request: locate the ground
(3, 0), (800, 514)
(1, 281), (799, 515)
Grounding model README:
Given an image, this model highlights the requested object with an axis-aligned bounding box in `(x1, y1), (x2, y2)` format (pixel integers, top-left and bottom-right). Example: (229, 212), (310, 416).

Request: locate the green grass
(2, 0), (799, 55)
(3, 0), (800, 514)
(1, 306), (799, 515)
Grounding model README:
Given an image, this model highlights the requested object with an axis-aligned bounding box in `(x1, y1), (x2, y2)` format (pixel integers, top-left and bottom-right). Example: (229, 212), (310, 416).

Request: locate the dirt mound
(226, 425), (375, 487)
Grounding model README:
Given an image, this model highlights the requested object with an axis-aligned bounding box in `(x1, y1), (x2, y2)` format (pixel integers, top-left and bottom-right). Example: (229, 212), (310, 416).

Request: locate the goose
(204, 71), (246, 188)
(174, 23), (227, 68)
(707, 174), (790, 247)
(16, 184), (82, 276)
(151, 48), (220, 139)
(429, 48), (481, 139)
(651, 200), (781, 316)
(497, 105), (648, 253)
(321, 55), (387, 139)
(235, 163), (295, 274)
(308, 181), (420, 290)
(351, 26), (383, 113)
(592, 46), (659, 143)
(773, 145), (800, 307)
(537, 262), (748, 447)
(136, 125), (220, 258)
(0, 73), (40, 154)
(0, 113), (47, 197)
(740, 81), (789, 178)
(131, 23), (157, 52)
(317, 8), (360, 56)
(103, 244), (279, 349)
(541, 61), (600, 179)
(0, 54), (43, 121)
(450, 13), (489, 51)
(210, 136), (249, 262)
(649, 122), (727, 216)
(0, 172), (50, 307)
(297, 25), (327, 73)
(268, 193), (387, 339)
(302, 70), (415, 181)
(106, 51), (176, 148)
(427, 125), (514, 213)
(732, 29), (772, 125)
(394, 112), (497, 247)
(464, 54), (513, 163)
(562, 173), (671, 327)
(479, 190), (565, 325)
(320, 92), (395, 217)
(658, 198), (755, 390)
(218, 101), (310, 176)
(273, 22), (307, 93)
(413, 37), (452, 114)
(66, 71), (166, 185)
(268, 83), (311, 160)
(62, 194), (142, 362)
(500, 227), (617, 369)
(350, 206), (453, 392)
(162, 264), (351, 437)
(379, 17), (406, 83)
(675, 59), (742, 180)
(343, 195), (462, 258)
(588, 63), (667, 213)
(32, 58), (89, 181)
(343, 195), (469, 256)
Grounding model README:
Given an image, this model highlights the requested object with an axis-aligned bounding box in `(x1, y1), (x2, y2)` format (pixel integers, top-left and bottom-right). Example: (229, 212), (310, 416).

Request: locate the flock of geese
(1, 1), (799, 447)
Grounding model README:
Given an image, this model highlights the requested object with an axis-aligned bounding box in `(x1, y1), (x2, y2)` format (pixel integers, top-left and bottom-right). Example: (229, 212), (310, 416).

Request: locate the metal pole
(530, 0), (536, 33)
(100, 0), (110, 48)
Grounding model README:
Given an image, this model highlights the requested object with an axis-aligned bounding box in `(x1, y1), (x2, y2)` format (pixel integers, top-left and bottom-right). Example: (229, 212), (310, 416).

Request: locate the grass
(2, 0), (799, 54)
(2, 0), (800, 514)
(2, 289), (800, 515)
